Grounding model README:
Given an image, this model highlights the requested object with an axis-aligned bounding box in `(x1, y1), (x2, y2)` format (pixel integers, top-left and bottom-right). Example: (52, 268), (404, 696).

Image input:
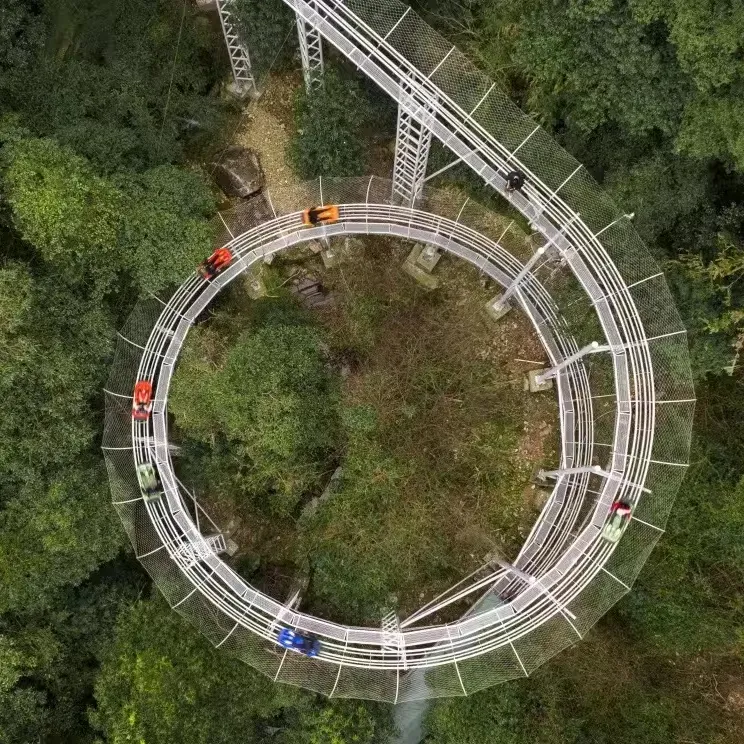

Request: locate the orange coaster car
(132, 380), (153, 421)
(302, 205), (340, 226)
(199, 247), (233, 279)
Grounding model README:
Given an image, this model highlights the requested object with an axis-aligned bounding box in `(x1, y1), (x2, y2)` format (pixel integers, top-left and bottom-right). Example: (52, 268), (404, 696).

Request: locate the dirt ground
(234, 71), (302, 189)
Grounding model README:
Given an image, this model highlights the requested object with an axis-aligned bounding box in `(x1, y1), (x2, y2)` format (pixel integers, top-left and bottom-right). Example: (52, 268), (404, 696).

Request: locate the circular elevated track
(104, 0), (693, 704)
(104, 175), (693, 702)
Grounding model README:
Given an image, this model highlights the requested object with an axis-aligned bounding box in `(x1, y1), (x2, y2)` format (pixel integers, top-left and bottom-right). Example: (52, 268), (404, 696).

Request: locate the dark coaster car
(505, 169), (526, 192)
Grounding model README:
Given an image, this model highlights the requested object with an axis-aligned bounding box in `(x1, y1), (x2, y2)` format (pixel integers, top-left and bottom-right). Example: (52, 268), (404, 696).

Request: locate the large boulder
(211, 146), (265, 198)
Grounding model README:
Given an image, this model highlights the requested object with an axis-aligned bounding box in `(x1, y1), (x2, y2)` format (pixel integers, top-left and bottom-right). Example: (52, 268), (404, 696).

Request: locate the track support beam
(487, 245), (547, 320)
(535, 342), (610, 386)
(216, 0), (257, 97)
(392, 81), (434, 206)
(297, 8), (324, 92)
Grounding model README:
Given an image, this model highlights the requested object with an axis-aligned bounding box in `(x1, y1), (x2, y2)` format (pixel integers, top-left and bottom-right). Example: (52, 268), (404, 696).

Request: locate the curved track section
(104, 174), (694, 702)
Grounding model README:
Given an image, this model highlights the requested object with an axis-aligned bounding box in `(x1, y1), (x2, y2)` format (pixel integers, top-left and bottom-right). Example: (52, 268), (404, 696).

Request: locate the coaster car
(199, 247), (233, 279)
(132, 380), (153, 421)
(601, 500), (632, 543)
(302, 205), (340, 226)
(505, 169), (526, 192)
(277, 627), (320, 658)
(136, 463), (164, 502)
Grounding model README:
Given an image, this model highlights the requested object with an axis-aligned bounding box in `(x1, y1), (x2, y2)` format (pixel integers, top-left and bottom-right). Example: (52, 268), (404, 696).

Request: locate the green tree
(91, 597), (301, 744)
(117, 165), (217, 293)
(0, 630), (59, 744)
(290, 701), (383, 744)
(3, 0), (225, 174)
(0, 464), (125, 614)
(170, 298), (340, 514)
(1, 134), (216, 297)
(233, 0), (295, 78)
(1, 135), (123, 291)
(289, 66), (370, 178)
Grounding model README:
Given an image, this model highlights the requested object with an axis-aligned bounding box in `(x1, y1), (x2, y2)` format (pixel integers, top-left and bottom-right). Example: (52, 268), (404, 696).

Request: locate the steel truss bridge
(102, 0), (694, 702)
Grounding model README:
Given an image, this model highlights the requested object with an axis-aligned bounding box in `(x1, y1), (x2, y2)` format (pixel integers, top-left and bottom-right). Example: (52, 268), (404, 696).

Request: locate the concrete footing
(486, 293), (512, 322)
(245, 272), (267, 299)
(524, 369), (553, 393)
(402, 243), (442, 289)
(225, 80), (260, 103)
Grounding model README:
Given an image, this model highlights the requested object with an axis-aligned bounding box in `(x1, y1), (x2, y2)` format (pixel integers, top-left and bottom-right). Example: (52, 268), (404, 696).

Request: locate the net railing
(103, 173), (693, 702)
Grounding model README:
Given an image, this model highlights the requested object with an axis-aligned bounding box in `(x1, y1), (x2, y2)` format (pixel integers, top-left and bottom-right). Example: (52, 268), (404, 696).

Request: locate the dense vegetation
(0, 0), (742, 743)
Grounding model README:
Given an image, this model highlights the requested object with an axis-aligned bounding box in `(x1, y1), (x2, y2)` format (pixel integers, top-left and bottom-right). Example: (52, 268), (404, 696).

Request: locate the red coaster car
(132, 380), (153, 421)
(199, 247), (233, 279)
(302, 205), (340, 226)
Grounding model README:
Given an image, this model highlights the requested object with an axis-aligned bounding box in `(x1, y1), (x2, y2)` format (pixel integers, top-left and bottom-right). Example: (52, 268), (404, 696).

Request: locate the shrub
(288, 65), (370, 178)
(170, 299), (340, 515)
(233, 0), (295, 78)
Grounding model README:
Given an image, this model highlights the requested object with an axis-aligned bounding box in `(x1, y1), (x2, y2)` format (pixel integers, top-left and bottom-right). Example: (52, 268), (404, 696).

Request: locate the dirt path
(234, 71), (302, 189)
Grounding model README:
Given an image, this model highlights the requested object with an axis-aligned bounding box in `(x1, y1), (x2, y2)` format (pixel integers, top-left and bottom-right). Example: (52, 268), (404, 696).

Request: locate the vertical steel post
(216, 0), (257, 95)
(296, 7), (324, 92)
(392, 80), (434, 206)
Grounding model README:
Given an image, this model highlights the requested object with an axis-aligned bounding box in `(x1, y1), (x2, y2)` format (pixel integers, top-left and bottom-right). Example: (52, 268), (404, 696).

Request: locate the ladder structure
(216, 0), (257, 95)
(296, 6), (325, 92)
(392, 81), (435, 206)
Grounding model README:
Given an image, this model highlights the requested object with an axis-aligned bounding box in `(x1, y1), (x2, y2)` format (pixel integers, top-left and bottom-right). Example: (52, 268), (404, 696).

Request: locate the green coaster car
(601, 501), (632, 543)
(136, 463), (164, 502)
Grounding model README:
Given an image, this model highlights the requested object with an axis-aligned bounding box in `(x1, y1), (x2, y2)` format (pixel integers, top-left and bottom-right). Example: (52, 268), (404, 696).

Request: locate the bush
(170, 298), (340, 515)
(288, 65), (370, 178)
(233, 0), (295, 78)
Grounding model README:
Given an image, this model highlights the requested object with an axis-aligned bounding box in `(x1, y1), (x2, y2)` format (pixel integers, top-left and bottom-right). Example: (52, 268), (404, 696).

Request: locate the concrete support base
(224, 538), (239, 557)
(486, 293), (512, 322)
(225, 79), (260, 103)
(402, 243), (442, 290)
(321, 243), (340, 269)
(530, 468), (552, 488)
(524, 369), (554, 393)
(245, 271), (267, 299)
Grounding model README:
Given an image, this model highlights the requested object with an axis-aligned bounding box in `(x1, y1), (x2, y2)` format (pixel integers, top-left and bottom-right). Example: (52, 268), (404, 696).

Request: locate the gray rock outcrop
(211, 146), (265, 198)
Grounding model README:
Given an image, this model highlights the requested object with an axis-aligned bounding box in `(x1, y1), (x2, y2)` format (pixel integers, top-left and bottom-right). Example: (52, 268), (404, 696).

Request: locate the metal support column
(392, 81), (434, 206)
(489, 245), (547, 314)
(216, 0), (257, 95)
(297, 9), (324, 92)
(538, 465), (651, 494)
(535, 342), (610, 385)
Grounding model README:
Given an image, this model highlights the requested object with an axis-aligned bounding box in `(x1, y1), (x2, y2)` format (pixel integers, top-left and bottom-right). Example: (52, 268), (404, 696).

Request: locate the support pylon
(216, 0), (257, 96)
(392, 80), (434, 206)
(296, 8), (324, 92)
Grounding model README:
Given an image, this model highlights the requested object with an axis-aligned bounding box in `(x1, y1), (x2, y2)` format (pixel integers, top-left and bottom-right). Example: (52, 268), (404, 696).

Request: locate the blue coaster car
(277, 627), (320, 658)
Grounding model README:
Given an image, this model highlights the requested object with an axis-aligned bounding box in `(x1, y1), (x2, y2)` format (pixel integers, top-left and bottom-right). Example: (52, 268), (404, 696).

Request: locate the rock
(211, 146), (265, 198)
